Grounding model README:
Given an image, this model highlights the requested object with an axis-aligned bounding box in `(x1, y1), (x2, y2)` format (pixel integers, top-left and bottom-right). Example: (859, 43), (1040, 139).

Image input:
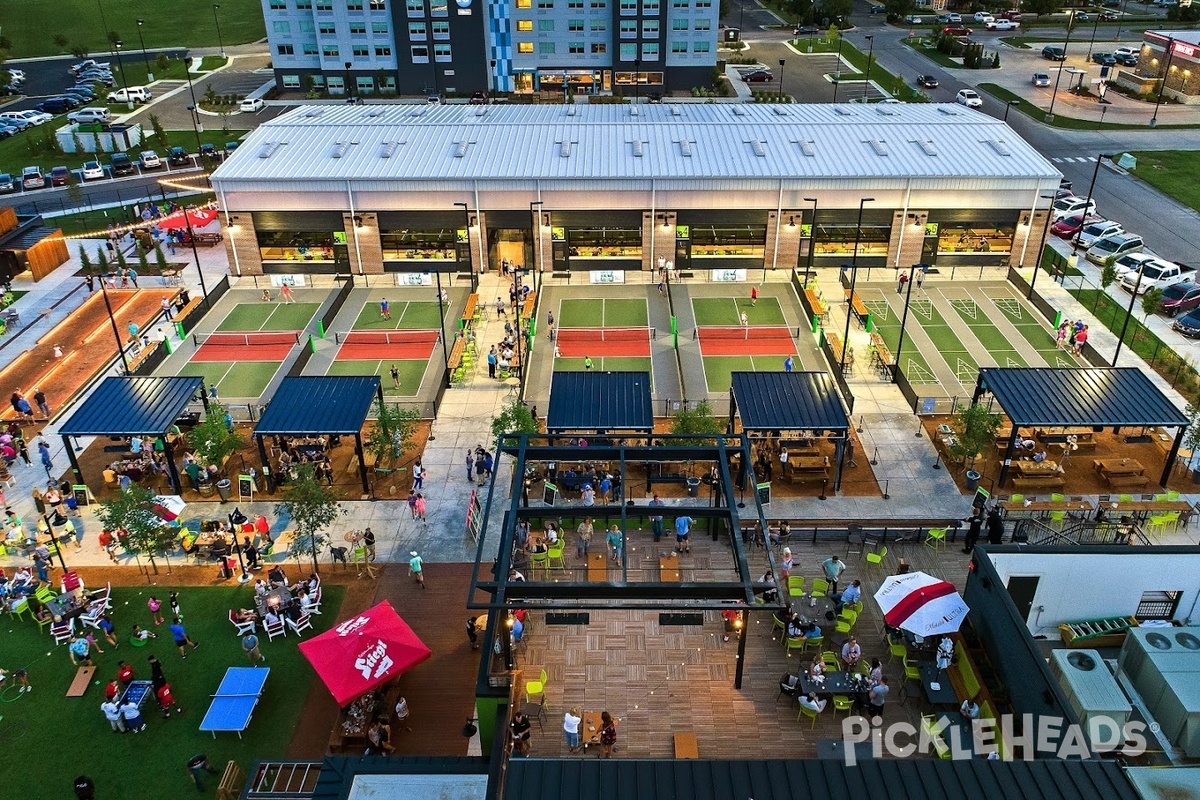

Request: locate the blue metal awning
(58, 376), (204, 436)
(254, 375), (381, 436)
(731, 371), (849, 432)
(980, 367), (1188, 428)
(546, 371), (653, 433)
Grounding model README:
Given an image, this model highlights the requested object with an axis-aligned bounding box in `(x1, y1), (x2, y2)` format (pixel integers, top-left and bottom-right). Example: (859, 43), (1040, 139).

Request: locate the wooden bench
(1011, 476), (1065, 491)
(825, 331), (845, 363)
(67, 665), (96, 697)
(184, 232), (223, 247)
(804, 288), (827, 318)
(845, 289), (870, 326)
(1106, 473), (1150, 491)
(673, 732), (699, 759)
(125, 339), (164, 373)
(447, 336), (466, 371)
(520, 292), (537, 321)
(461, 293), (478, 328)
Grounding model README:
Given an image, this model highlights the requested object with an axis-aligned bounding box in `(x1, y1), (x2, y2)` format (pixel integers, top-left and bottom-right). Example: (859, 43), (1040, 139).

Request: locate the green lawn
(1, 0), (266, 58)
(195, 57), (230, 72)
(327, 359), (430, 396)
(2, 584), (343, 797)
(1127, 151), (1200, 216)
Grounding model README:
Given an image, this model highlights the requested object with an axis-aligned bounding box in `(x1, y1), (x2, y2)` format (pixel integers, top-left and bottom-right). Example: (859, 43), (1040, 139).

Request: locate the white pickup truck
(986, 19), (1020, 29)
(1119, 258), (1196, 294)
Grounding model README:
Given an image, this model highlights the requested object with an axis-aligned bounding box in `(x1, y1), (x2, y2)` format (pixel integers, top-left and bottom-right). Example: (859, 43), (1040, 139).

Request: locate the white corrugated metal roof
(210, 103), (1060, 187)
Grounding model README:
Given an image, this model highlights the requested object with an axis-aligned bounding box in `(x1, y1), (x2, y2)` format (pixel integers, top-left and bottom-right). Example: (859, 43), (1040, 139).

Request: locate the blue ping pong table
(199, 667), (270, 739)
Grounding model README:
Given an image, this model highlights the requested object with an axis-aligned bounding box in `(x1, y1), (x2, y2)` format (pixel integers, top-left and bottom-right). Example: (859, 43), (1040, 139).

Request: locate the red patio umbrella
(155, 207), (219, 231)
(297, 600), (432, 706)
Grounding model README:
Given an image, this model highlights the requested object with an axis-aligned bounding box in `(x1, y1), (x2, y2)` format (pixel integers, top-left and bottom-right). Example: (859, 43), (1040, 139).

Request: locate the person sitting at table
(545, 522), (559, 545)
(833, 579), (862, 613)
(961, 699), (980, 720)
(235, 608), (259, 623)
(760, 571), (779, 605)
(283, 597), (303, 622)
(268, 565), (287, 587)
(841, 636), (862, 669)
(769, 520), (791, 546)
(367, 717), (396, 755)
(254, 579), (269, 597)
(1031, 449), (1048, 463)
(799, 692), (828, 714)
(263, 608), (283, 628)
(298, 590), (314, 614)
(807, 659), (825, 680)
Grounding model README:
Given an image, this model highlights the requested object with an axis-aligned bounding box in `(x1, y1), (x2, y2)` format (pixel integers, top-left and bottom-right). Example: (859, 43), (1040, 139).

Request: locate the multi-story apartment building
(261, 0), (717, 96)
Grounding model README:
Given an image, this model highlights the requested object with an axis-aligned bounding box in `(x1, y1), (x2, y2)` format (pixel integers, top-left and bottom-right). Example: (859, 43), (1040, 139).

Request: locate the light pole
(183, 66), (205, 152)
(1003, 99), (1020, 121)
(344, 60), (353, 98)
(863, 35), (874, 102)
(530, 200), (544, 292)
(803, 197), (817, 275)
(839, 197), (874, 374)
(113, 40), (128, 89)
(136, 19), (152, 82)
(832, 32), (844, 103)
(98, 270), (130, 373)
(1085, 9), (1104, 60)
(1150, 36), (1176, 128)
(1113, 268), (1145, 366)
(1046, 14), (1076, 121)
(1070, 153), (1116, 251)
(892, 264), (921, 383)
(1025, 192), (1057, 301)
(213, 4), (226, 57)
(94, 0), (111, 53)
(778, 58), (786, 102)
(1115, 0), (1131, 42)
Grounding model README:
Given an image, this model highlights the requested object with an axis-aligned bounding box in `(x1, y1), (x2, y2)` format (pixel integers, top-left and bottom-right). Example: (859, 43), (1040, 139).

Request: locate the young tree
(95, 484), (169, 580)
(113, 242), (130, 277)
(491, 399), (539, 448)
(1098, 261), (1118, 311)
(671, 399), (724, 443)
(189, 404), (244, 473)
(155, 53), (171, 76)
(369, 398), (421, 464)
(154, 243), (170, 272)
(137, 240), (151, 277)
(947, 401), (1002, 468)
(276, 464), (343, 572)
(1141, 287), (1165, 321)
(148, 113), (167, 144)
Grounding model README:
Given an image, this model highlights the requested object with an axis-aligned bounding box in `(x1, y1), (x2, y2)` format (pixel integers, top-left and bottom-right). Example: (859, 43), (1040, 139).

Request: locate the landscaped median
(789, 35), (930, 101)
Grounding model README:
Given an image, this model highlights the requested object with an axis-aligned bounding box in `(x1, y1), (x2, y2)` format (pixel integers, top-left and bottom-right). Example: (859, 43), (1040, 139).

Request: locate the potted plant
(947, 401), (1002, 481)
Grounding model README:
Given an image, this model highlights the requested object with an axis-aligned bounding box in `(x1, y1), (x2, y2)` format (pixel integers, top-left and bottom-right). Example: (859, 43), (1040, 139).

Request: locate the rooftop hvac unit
(1049, 649), (1131, 747)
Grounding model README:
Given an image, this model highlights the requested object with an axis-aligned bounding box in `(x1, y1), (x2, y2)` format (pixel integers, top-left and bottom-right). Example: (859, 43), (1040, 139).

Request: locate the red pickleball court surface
(334, 330), (440, 361)
(556, 327), (653, 358)
(192, 331), (302, 362)
(695, 326), (799, 356)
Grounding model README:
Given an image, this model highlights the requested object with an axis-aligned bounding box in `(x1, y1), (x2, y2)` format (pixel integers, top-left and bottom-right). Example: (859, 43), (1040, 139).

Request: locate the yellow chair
(785, 636), (806, 658)
(924, 527), (948, 552)
(771, 615), (786, 641)
(864, 546), (887, 571)
(787, 575), (806, 601)
(802, 634), (824, 654)
(1050, 493), (1065, 502)
(809, 578), (830, 597)
(1009, 494), (1024, 504)
(1048, 510), (1067, 531)
(35, 585), (57, 605)
(1119, 494), (1134, 503)
(1167, 490), (1181, 501)
(888, 638), (908, 664)
(832, 695), (855, 717)
(546, 540), (567, 570)
(903, 656), (921, 682)
(835, 610), (858, 636)
(9, 597), (31, 622)
(798, 704), (820, 728)
(842, 600), (864, 616)
(524, 668), (548, 701)
(529, 549), (549, 577)
(821, 651), (841, 672)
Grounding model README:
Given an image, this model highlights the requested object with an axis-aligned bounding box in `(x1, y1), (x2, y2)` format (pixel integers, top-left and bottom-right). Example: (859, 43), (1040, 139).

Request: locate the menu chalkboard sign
(542, 482), (557, 506)
(72, 485), (90, 507)
(238, 474), (254, 501)
(756, 482), (771, 507)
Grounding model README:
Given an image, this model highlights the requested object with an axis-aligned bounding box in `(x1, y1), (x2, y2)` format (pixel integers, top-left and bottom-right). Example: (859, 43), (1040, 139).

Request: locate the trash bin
(965, 470), (981, 491)
(686, 477), (701, 498)
(216, 478), (232, 502)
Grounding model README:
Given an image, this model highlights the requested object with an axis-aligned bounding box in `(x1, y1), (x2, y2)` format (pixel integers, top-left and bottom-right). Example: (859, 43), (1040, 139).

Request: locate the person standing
(38, 440), (53, 477)
(750, 286), (758, 306)
(739, 311), (748, 327)
(32, 388), (50, 418)
(897, 272), (909, 294)
(408, 551), (425, 589)
(783, 355), (794, 373)
(363, 527), (376, 561)
(598, 711), (617, 758)
(380, 297), (390, 320)
(390, 363), (400, 390)
(156, 682), (182, 718)
(563, 707), (582, 754)
(820, 554), (846, 593)
(674, 515), (693, 554)
(465, 450), (474, 482)
(102, 698), (125, 733)
(242, 631), (264, 665)
(487, 346), (498, 379)
(606, 524), (623, 562)
(127, 266), (139, 288)
(280, 282), (294, 303)
(648, 495), (665, 541)
(914, 268), (924, 293)
(583, 356), (593, 371)
(186, 754), (219, 791)
(412, 461), (426, 490)
(414, 493), (427, 523)
(576, 517), (594, 558)
(962, 508), (984, 554)
(867, 676), (889, 720)
(119, 696), (147, 733)
(987, 506), (1005, 545)
(495, 297), (506, 318)
(169, 617), (199, 658)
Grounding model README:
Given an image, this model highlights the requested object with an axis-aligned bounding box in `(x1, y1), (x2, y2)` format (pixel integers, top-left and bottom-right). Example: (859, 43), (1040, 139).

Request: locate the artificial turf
(178, 361), (280, 399)
(701, 355), (796, 393)
(352, 300), (446, 331)
(1, 584), (343, 798)
(557, 298), (650, 329)
(554, 356), (653, 377)
(691, 297), (786, 327)
(214, 303), (318, 333)
(326, 359), (430, 396)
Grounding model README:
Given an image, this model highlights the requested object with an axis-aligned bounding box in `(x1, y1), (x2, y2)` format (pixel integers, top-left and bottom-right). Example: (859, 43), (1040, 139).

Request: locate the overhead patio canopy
(973, 367), (1191, 488)
(545, 371), (653, 434)
(728, 371), (851, 489)
(57, 376), (206, 494)
(253, 375), (384, 494)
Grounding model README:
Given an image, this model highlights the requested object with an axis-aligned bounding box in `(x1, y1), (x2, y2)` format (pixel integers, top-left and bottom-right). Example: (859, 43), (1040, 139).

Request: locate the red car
(743, 70), (774, 83)
(1159, 282), (1200, 317)
(1050, 213), (1100, 239)
(943, 25), (973, 36)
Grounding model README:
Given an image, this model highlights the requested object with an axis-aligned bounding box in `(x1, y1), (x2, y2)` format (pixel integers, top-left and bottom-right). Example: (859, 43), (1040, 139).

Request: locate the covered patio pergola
(57, 376), (207, 495)
(972, 367), (1191, 489)
(545, 371), (654, 436)
(253, 375), (384, 495)
(728, 371), (852, 490)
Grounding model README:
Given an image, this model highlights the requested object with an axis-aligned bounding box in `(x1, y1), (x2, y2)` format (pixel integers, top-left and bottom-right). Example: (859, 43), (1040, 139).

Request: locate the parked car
(1, 110), (49, 126)
(0, 173), (13, 193)
(986, 19), (1020, 29)
(1172, 308), (1200, 338)
(1159, 282), (1200, 317)
(49, 166), (71, 187)
(0, 124), (16, 139)
(999, 11), (1023, 21)
(21, 166), (44, 190)
(109, 152), (134, 176)
(1113, 46), (1139, 60)
(168, 146), (192, 166)
(77, 72), (116, 87)
(1099, 10), (1118, 20)
(1086, 232), (1145, 265)
(1076, 11), (1091, 21)
(225, 141), (240, 153)
(107, 86), (152, 104)
(1092, 53), (1117, 67)
(199, 143), (220, 161)
(869, 4), (886, 12)
(6, 68), (26, 84)
(1032, 72), (1051, 87)
(67, 107), (111, 124)
(81, 161), (105, 180)
(36, 97), (73, 114)
(63, 89), (97, 104)
(239, 97), (265, 113)
(956, 89), (983, 108)
(1074, 220), (1125, 249)
(973, 11), (995, 22)
(1120, 258), (1193, 293)
(139, 150), (162, 169)
(0, 115), (31, 131)
(943, 25), (973, 36)
(1051, 196), (1097, 221)
(946, 12), (962, 22)
(1113, 252), (1158, 282)
(1042, 46), (1067, 61)
(70, 59), (111, 74)
(1114, 52), (1139, 66)
(794, 25), (820, 34)
(916, 75), (940, 89)
(1049, 213), (1101, 238)
(904, 14), (924, 24)
(742, 70), (774, 82)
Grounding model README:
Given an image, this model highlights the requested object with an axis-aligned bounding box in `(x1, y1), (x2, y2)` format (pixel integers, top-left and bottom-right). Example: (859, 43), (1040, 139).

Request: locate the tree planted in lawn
(95, 483), (171, 580)
(1141, 287), (1164, 322)
(276, 464), (343, 573)
(671, 399), (724, 443)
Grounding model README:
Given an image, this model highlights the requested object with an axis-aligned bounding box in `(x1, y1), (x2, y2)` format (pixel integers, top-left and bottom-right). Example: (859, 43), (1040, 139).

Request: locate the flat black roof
(546, 371), (653, 433)
(254, 375), (381, 436)
(505, 757), (1139, 800)
(58, 376), (203, 436)
(730, 371), (848, 432)
(979, 367), (1189, 428)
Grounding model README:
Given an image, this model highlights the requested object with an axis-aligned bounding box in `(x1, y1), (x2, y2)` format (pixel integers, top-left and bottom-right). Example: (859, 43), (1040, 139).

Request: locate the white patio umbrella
(873, 570), (969, 638)
(152, 495), (187, 522)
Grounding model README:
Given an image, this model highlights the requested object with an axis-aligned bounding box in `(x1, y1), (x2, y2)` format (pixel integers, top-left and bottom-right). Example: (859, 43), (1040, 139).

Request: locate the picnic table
(1002, 499), (1093, 517)
(1010, 460), (1060, 477)
(1094, 458), (1144, 477)
(447, 336), (466, 370)
(805, 288), (827, 320)
(920, 663), (958, 706)
(845, 290), (870, 327)
(460, 293), (478, 328)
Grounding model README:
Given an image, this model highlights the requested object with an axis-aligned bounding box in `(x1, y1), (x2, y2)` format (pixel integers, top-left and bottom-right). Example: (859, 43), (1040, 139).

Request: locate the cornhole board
(67, 665), (96, 697)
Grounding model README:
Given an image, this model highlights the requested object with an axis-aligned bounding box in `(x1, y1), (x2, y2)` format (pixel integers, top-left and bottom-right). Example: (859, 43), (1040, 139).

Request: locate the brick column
(1014, 210), (1050, 268)
(343, 212), (383, 274)
(224, 215), (262, 276)
(889, 210), (927, 270)
(642, 211), (675, 271)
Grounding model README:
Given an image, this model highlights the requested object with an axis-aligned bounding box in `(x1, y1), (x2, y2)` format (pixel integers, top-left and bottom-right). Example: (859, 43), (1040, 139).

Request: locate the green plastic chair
(798, 704), (820, 728)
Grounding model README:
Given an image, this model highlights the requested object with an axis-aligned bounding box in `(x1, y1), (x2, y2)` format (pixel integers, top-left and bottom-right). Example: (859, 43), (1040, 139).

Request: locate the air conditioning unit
(1049, 648), (1131, 747)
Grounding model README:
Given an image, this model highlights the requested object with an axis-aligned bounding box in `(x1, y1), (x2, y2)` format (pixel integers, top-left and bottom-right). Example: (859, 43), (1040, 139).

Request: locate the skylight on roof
(379, 141), (400, 158)
(796, 140), (816, 157)
(866, 140), (888, 157)
(984, 139), (1012, 156)
(677, 139), (693, 157)
(631, 139), (645, 157)
(258, 141), (284, 158)
(749, 140), (766, 157)
(454, 140), (473, 158)
(914, 139), (937, 156)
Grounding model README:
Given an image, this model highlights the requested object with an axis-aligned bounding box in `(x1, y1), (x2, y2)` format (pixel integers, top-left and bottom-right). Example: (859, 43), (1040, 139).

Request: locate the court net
(556, 327), (655, 343)
(334, 330), (441, 345)
(193, 331), (302, 348)
(694, 325), (799, 340)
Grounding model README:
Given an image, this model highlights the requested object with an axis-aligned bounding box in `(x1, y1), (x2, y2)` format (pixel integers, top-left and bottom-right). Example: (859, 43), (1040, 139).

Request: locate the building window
(370, 0), (386, 8)
(270, 0), (286, 9)
(347, 0), (364, 8)
(591, 42), (606, 53)
(690, 225), (767, 259)
(694, 0), (710, 6)
(381, 229), (459, 263)
(273, 21), (291, 33)
(619, 42), (636, 60)
(412, 44), (430, 61)
(296, 0), (311, 7)
(517, 19), (533, 30)
(539, 41), (556, 54)
(379, 75), (396, 92)
(432, 20), (450, 37)
(349, 22), (367, 34)
(311, 74), (325, 86)
(566, 228), (642, 260)
(303, 43), (319, 55)
(318, 22), (336, 34)
(590, 18), (606, 29)
(694, 19), (710, 30)
(407, 0), (424, 14)
(277, 44), (295, 55)
(642, 42), (659, 60)
(537, 0), (554, 7)
(409, 21), (427, 38)
(327, 76), (346, 93)
(282, 74), (302, 88)
(670, 40), (686, 53)
(642, 20), (659, 36)
(620, 0), (636, 12)
(620, 19), (636, 37)
(322, 45), (340, 57)
(258, 230), (345, 263)
(813, 223), (891, 257)
(517, 0), (532, 6)
(568, 0), (584, 6)
(372, 21), (389, 33)
(643, 0), (659, 9)
(316, 0), (333, 9)
(569, 42), (584, 53)
(590, 0), (605, 6)
(299, 19), (314, 32)
(538, 19), (555, 30)
(356, 76), (375, 93)
(672, 18), (687, 30)
(375, 46), (392, 56)
(568, 18), (584, 30)
(430, 0), (448, 14)
(352, 45), (369, 57)
(933, 223), (1014, 257)
(671, 0), (687, 6)
(434, 43), (452, 60)
(693, 40), (710, 52)
(518, 41), (534, 53)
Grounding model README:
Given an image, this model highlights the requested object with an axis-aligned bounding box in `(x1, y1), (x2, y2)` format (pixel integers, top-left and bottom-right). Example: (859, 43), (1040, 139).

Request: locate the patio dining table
(1094, 458), (1145, 476)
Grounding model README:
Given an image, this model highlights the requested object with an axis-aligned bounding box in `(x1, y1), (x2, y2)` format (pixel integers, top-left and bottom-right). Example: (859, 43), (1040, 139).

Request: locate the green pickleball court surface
(325, 359), (428, 396)
(352, 300), (446, 331)
(554, 357), (653, 380)
(701, 355), (797, 393)
(178, 361), (278, 399)
(557, 298), (650, 328)
(214, 302), (319, 332)
(691, 297), (786, 326)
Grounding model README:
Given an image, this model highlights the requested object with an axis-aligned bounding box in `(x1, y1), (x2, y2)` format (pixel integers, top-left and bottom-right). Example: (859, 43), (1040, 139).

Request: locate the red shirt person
(116, 661), (134, 685)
